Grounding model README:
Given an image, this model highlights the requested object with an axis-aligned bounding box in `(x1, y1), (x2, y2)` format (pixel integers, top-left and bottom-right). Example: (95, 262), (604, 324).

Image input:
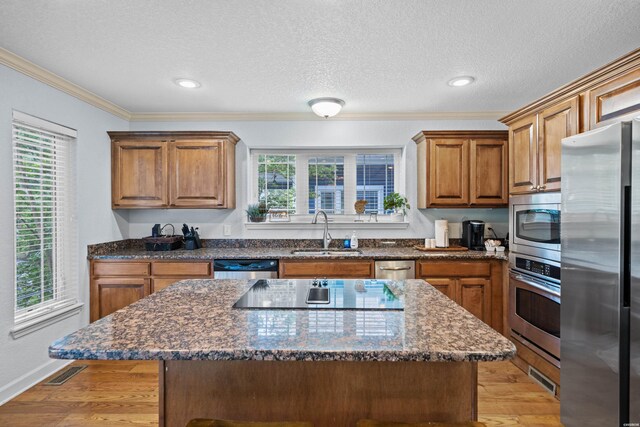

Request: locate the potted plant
(383, 193), (410, 222)
(246, 201), (268, 222)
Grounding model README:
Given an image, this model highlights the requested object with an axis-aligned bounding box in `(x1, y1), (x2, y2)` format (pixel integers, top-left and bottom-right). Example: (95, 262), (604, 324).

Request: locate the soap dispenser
(350, 231), (359, 249)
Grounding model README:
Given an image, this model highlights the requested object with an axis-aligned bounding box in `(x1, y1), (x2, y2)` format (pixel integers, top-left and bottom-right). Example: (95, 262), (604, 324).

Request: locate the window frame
(10, 111), (82, 337)
(249, 148), (404, 221)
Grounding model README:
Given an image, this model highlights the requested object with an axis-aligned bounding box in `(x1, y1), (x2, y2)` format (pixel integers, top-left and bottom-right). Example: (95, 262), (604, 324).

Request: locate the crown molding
(0, 48), (131, 120)
(1, 48), (507, 123)
(129, 110), (509, 122)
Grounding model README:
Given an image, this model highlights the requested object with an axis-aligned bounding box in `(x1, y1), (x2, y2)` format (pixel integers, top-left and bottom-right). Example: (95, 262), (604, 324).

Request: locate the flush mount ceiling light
(174, 78), (201, 89)
(447, 76), (475, 87)
(308, 97), (345, 118)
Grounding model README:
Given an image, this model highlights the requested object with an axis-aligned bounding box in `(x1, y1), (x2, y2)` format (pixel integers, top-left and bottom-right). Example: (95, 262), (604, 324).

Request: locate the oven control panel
(515, 257), (561, 281)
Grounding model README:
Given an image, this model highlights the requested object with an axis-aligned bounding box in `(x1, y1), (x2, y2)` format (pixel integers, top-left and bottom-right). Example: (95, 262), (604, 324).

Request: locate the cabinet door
(427, 139), (469, 206)
(169, 140), (225, 208)
(538, 97), (579, 192)
(469, 139), (508, 206)
(588, 66), (640, 129)
(112, 140), (168, 208)
(458, 277), (491, 325)
(509, 115), (538, 194)
(424, 278), (456, 301)
(91, 278), (149, 321)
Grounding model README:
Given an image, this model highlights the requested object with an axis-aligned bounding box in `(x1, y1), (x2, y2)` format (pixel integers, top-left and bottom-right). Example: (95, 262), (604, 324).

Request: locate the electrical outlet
(223, 224), (231, 236)
(484, 223), (493, 238)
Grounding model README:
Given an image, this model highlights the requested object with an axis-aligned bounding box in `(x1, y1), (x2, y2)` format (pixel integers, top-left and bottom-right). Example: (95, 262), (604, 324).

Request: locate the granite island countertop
(88, 246), (508, 261)
(49, 278), (515, 362)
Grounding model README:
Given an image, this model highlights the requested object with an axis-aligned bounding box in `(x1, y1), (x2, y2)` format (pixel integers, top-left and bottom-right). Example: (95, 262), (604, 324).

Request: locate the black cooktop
(232, 279), (404, 310)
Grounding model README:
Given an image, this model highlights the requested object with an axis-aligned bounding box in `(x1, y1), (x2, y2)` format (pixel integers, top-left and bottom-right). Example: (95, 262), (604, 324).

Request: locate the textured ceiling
(1, 0), (639, 115)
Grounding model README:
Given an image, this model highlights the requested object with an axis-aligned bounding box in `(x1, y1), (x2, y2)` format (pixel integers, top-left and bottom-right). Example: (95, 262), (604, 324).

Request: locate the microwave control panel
(515, 257), (561, 281)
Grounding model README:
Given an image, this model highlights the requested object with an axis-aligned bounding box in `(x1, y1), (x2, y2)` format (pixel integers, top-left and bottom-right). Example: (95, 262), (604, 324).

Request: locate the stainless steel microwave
(510, 193), (561, 262)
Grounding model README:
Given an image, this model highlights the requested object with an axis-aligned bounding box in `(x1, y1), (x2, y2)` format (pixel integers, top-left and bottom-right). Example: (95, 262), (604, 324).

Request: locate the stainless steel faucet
(312, 210), (332, 249)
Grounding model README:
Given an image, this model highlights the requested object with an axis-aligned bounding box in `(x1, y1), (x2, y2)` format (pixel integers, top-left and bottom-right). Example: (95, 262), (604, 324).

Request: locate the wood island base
(160, 360), (478, 427)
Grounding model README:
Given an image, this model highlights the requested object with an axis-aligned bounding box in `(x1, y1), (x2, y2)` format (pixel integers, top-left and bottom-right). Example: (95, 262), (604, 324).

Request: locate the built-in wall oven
(509, 253), (561, 366)
(509, 192), (561, 367)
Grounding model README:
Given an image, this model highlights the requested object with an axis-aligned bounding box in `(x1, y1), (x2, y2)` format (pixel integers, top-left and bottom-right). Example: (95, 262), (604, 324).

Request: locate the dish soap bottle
(350, 231), (359, 249)
(343, 235), (351, 249)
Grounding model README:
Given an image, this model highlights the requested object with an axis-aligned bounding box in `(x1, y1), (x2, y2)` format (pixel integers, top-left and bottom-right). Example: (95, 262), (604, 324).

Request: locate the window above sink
(248, 148), (407, 226)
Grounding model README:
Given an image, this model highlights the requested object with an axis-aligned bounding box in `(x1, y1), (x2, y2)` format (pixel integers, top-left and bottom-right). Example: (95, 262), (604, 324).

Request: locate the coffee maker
(461, 220), (485, 251)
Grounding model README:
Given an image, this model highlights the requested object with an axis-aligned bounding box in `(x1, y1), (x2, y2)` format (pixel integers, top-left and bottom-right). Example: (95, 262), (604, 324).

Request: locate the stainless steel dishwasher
(374, 260), (415, 280)
(213, 259), (279, 279)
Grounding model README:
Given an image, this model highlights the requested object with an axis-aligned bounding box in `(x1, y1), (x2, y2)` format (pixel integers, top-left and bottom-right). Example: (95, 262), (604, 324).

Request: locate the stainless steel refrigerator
(561, 117), (640, 426)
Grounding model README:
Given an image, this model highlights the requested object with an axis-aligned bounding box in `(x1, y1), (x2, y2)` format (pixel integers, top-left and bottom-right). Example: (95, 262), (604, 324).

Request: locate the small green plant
(383, 193), (410, 216)
(245, 202), (268, 222)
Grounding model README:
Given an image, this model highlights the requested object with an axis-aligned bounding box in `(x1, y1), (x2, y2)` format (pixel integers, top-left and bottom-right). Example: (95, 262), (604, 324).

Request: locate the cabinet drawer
(279, 260), (374, 278)
(93, 261), (150, 277)
(151, 261), (212, 277)
(417, 261), (490, 278)
(152, 278), (183, 292)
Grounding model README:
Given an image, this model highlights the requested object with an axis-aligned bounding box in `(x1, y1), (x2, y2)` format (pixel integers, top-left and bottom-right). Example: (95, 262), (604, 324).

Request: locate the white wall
(0, 65), (129, 403)
(128, 120), (509, 240)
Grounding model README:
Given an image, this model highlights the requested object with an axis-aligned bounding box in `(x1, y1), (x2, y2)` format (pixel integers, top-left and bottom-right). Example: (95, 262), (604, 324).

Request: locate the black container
(461, 220), (485, 251)
(142, 236), (183, 251)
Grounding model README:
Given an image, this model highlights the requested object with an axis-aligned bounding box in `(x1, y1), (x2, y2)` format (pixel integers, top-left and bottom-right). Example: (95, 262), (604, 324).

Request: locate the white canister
(435, 220), (449, 248)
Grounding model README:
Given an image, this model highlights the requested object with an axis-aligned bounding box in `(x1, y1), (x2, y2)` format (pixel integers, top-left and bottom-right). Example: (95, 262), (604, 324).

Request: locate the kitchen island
(50, 278), (514, 427)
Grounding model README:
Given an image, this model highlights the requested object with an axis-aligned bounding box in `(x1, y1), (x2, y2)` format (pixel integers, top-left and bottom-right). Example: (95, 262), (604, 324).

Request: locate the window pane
(308, 156), (344, 214)
(14, 130), (59, 309)
(256, 154), (296, 213)
(356, 154), (395, 213)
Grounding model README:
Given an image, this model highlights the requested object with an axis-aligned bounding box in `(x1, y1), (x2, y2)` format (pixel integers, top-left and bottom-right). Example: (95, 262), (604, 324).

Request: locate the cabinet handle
(530, 185), (537, 191)
(539, 184), (546, 191)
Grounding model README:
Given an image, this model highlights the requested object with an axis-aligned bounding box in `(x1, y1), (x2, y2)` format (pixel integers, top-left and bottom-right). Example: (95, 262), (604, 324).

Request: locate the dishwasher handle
(378, 266), (412, 271)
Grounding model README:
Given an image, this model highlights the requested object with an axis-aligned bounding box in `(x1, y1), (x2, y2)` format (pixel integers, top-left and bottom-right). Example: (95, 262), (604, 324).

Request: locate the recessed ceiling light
(174, 78), (201, 89)
(448, 76), (475, 87)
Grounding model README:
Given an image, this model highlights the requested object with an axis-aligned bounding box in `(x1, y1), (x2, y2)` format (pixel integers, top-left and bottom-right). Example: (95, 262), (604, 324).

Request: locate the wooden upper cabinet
(538, 97), (579, 192)
(501, 49), (640, 195)
(508, 115), (538, 195)
(109, 131), (238, 209)
(588, 66), (640, 129)
(428, 138), (469, 206)
(169, 140), (225, 207)
(470, 138), (508, 206)
(112, 140), (168, 208)
(413, 131), (508, 208)
(507, 97), (578, 195)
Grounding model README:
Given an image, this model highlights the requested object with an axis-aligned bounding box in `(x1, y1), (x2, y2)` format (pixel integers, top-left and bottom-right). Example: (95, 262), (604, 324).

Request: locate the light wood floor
(0, 360), (560, 427)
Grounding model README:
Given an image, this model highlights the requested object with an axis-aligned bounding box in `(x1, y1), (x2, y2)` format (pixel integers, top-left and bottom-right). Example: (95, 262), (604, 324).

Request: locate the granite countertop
(88, 246), (508, 261)
(49, 279), (515, 362)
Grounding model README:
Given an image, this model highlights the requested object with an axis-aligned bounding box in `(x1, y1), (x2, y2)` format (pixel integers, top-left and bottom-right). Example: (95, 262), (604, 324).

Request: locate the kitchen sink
(290, 249), (362, 256)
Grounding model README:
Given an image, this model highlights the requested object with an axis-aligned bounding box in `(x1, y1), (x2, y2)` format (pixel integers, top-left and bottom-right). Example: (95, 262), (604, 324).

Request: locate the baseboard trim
(0, 359), (73, 405)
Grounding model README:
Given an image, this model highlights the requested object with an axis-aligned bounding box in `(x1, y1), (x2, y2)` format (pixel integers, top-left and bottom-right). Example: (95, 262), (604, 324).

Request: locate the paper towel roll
(435, 220), (449, 248)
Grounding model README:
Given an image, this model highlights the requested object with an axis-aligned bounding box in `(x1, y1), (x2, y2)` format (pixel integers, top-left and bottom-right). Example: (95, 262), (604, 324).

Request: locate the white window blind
(12, 111), (78, 325)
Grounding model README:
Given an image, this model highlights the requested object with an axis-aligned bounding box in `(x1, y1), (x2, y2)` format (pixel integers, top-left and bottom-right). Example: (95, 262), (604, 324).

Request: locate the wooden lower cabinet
(418, 260), (503, 331)
(279, 260), (374, 278)
(91, 277), (149, 320)
(90, 260), (212, 321)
